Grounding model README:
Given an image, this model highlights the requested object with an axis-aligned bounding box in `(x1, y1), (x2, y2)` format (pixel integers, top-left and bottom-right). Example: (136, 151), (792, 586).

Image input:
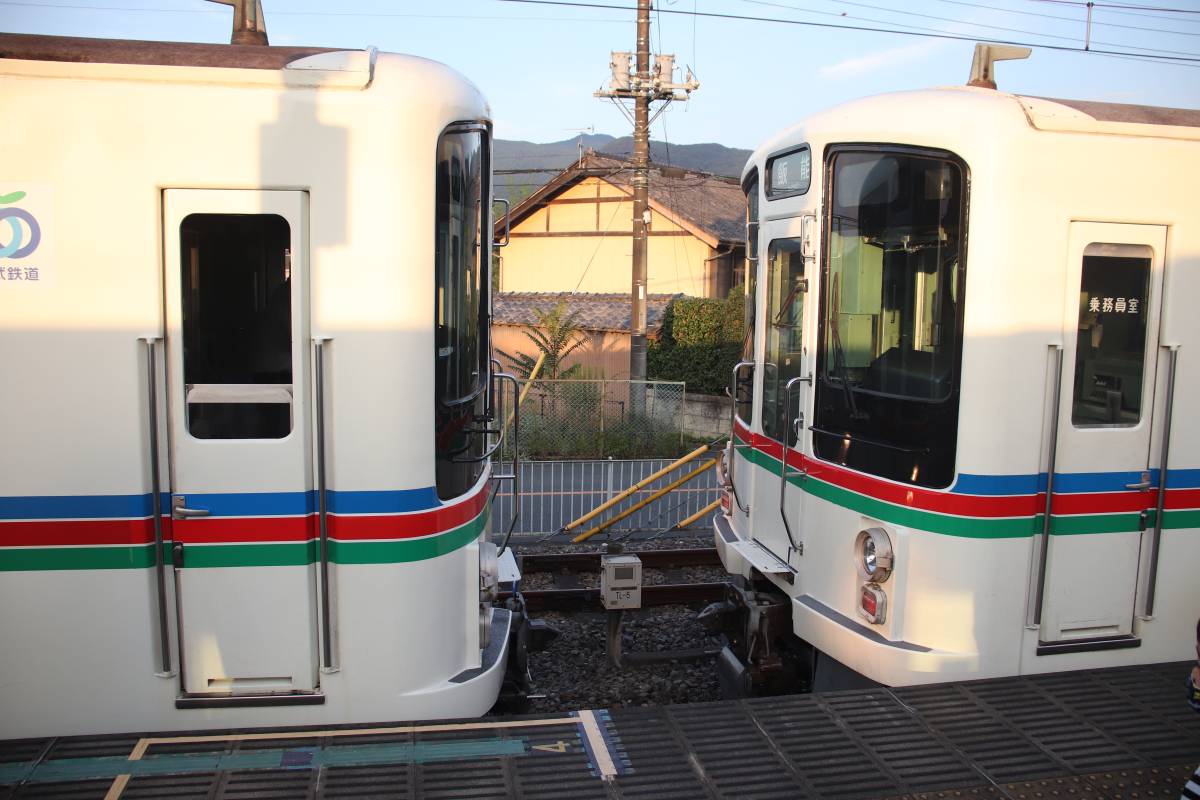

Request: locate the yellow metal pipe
(503, 351), (546, 434)
(674, 499), (721, 531)
(562, 443), (711, 532)
(573, 458), (717, 543)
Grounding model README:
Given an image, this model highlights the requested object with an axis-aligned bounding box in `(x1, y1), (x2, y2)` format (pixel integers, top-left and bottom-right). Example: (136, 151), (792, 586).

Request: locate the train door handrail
(1145, 344), (1179, 617)
(778, 375), (810, 557)
(140, 336), (172, 677)
(313, 337), (337, 672)
(1032, 344), (1063, 627)
(493, 372), (521, 555)
(726, 360), (755, 513)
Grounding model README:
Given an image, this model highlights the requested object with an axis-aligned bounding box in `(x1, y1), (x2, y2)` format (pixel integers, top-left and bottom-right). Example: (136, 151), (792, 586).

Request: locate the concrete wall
(680, 392), (732, 441)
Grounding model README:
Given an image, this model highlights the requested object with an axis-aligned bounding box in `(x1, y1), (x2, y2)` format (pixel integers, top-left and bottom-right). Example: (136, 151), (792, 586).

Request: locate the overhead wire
(933, 0), (1200, 36)
(738, 0), (1200, 57)
(492, 0), (1200, 63)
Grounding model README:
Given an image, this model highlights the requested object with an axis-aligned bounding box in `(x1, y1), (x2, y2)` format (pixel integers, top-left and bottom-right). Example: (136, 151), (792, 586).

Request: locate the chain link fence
(500, 379), (692, 461)
(489, 458), (721, 537)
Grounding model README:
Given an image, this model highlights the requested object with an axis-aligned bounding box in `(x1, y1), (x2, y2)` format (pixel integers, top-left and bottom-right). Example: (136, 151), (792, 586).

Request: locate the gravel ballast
(493, 529), (727, 714)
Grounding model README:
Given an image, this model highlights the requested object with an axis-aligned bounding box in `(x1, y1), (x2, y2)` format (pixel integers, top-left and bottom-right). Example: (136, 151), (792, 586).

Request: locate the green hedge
(649, 286), (745, 395)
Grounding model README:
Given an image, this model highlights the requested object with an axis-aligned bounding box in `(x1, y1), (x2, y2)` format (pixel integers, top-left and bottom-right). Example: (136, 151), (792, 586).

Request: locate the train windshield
(435, 125), (491, 500)
(814, 148), (966, 488)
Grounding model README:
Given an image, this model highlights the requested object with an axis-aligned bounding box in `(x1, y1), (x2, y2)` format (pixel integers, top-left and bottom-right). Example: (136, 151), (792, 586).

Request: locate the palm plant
(497, 300), (588, 379)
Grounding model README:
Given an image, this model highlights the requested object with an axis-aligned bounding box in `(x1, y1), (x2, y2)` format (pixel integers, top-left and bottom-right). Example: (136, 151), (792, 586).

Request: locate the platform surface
(2, 661), (1198, 799)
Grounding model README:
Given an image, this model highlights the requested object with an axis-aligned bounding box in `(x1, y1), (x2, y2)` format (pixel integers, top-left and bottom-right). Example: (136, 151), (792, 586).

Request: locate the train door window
(180, 213), (293, 439)
(736, 171), (759, 423)
(813, 148), (967, 488)
(762, 238), (806, 446)
(435, 125), (491, 500)
(1071, 244), (1152, 427)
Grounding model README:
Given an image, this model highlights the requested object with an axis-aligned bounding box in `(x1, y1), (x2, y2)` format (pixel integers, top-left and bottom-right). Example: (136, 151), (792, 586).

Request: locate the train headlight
(855, 527), (894, 583)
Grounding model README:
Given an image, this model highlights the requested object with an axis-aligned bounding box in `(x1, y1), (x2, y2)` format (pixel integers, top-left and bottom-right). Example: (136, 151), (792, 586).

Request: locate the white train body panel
(721, 86), (1200, 687)
(1, 39), (507, 738)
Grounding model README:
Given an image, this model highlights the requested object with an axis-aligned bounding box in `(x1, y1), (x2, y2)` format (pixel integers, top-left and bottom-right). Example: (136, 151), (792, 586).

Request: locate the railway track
(504, 546), (725, 612)
(500, 582), (724, 612)
(516, 546), (720, 573)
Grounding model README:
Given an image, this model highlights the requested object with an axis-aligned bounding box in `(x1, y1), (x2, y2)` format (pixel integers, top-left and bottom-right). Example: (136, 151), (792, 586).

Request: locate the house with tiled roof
(495, 151), (746, 298)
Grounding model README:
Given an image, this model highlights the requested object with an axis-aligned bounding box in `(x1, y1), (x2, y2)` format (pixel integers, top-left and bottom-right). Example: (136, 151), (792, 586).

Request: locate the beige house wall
(493, 324), (632, 380)
(500, 176), (719, 297)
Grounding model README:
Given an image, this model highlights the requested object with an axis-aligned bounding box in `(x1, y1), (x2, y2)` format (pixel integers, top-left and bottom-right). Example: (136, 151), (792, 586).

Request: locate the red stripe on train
(0, 483), (491, 547)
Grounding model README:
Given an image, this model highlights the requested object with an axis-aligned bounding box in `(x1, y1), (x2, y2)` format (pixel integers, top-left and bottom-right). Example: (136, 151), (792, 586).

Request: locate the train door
(756, 217), (813, 562)
(163, 190), (319, 698)
(1038, 222), (1167, 651)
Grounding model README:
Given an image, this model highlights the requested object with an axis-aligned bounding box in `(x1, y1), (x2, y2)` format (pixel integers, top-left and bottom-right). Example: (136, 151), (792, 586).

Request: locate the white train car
(713, 57), (1200, 691)
(0, 33), (521, 738)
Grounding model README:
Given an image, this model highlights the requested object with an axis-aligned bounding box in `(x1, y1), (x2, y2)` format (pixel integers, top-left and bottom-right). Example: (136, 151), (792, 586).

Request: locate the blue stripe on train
(954, 468), (1200, 496)
(0, 488), (442, 520)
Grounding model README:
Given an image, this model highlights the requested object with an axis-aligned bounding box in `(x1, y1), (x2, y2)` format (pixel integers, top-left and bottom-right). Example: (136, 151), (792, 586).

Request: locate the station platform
(2, 661), (1197, 799)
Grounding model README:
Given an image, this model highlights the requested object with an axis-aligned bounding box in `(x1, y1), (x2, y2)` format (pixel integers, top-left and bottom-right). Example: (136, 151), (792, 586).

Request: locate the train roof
(744, 86), (1200, 183)
(0, 32), (337, 70)
(0, 32), (488, 115)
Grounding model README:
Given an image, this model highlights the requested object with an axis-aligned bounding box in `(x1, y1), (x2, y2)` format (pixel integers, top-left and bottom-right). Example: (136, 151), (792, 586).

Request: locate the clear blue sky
(6, 0), (1200, 149)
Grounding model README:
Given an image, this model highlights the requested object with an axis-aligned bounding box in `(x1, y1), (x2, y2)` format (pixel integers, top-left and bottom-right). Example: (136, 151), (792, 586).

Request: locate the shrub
(649, 285), (745, 395)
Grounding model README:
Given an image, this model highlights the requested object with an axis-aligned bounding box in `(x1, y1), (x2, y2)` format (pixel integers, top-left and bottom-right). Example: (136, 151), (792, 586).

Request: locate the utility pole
(596, 0), (697, 411)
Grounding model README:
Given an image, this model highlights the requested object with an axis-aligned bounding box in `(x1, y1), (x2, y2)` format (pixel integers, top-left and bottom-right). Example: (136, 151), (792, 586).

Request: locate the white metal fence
(489, 458), (721, 537)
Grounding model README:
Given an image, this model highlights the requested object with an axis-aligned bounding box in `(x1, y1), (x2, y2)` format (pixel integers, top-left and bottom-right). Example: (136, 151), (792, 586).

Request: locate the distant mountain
(494, 135), (750, 203)
(599, 138), (751, 181)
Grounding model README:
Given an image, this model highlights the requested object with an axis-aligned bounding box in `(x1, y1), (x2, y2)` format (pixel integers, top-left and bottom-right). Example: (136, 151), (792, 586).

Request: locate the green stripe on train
(740, 446), (1154, 538)
(0, 514), (488, 571)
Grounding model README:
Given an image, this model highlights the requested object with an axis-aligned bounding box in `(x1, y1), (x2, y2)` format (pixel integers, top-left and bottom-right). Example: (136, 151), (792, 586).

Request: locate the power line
(493, 0), (1200, 63)
(740, 0), (1200, 55)
(932, 0), (1200, 37)
(1030, 0), (1199, 13)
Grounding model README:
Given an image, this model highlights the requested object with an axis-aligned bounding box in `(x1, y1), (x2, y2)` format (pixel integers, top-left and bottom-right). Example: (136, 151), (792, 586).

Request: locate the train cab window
(736, 171), (759, 423)
(435, 125), (491, 500)
(814, 148), (967, 488)
(1071, 244), (1152, 427)
(762, 238), (806, 446)
(180, 213), (293, 439)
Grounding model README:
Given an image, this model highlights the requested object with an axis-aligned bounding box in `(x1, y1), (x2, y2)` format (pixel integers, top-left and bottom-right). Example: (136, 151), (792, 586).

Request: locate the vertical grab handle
(726, 360), (755, 513)
(1144, 345), (1179, 617)
(140, 337), (172, 676)
(1032, 344), (1064, 627)
(493, 198), (510, 247)
(495, 372), (521, 555)
(313, 337), (337, 672)
(778, 375), (809, 555)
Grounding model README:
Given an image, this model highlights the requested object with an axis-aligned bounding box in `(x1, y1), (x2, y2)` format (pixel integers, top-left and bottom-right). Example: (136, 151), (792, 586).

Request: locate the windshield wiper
(829, 320), (868, 422)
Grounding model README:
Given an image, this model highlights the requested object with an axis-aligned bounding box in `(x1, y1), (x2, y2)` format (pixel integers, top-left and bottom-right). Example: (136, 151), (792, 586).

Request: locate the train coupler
(698, 577), (805, 698)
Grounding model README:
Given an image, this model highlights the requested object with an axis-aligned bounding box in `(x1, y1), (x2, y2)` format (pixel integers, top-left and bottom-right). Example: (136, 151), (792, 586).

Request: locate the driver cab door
(753, 215), (815, 563)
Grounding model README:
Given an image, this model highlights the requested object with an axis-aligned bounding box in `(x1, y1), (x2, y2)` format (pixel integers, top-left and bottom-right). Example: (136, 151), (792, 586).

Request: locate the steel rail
(517, 547), (720, 573)
(500, 582), (724, 612)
